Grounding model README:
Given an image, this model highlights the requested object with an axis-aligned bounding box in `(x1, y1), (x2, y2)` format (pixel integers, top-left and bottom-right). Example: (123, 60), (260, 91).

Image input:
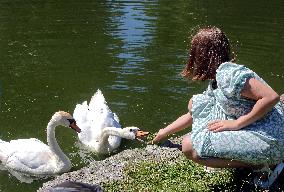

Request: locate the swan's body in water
(0, 111), (81, 183)
(73, 90), (148, 154)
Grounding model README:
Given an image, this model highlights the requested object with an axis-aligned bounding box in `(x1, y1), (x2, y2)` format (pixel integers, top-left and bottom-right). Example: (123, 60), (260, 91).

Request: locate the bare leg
(182, 135), (262, 169)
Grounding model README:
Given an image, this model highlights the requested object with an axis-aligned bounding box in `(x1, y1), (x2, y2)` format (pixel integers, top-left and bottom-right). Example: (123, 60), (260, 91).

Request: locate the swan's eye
(129, 129), (133, 132)
(67, 119), (76, 125)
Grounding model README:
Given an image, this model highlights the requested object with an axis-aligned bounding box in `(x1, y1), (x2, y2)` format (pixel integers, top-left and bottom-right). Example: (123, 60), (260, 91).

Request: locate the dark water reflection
(0, 0), (283, 191)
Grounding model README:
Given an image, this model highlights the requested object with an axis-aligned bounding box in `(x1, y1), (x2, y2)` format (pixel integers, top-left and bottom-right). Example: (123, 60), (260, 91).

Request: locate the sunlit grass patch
(102, 156), (236, 192)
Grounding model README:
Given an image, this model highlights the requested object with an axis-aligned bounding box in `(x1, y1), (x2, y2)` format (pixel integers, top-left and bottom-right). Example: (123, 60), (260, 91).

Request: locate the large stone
(38, 144), (183, 192)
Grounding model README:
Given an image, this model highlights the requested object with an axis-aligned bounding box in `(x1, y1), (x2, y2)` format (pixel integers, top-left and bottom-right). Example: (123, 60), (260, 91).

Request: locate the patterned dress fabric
(191, 62), (284, 165)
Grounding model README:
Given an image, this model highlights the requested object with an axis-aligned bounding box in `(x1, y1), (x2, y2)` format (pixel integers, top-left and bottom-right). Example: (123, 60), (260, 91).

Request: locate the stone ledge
(38, 144), (183, 191)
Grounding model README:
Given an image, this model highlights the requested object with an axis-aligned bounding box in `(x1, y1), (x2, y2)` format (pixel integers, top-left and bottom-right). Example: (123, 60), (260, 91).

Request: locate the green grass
(100, 132), (284, 191)
(101, 156), (245, 192)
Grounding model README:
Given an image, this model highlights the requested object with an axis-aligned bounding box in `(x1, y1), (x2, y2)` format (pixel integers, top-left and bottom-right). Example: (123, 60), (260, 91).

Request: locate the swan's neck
(100, 127), (135, 142)
(100, 127), (117, 144)
(47, 121), (69, 163)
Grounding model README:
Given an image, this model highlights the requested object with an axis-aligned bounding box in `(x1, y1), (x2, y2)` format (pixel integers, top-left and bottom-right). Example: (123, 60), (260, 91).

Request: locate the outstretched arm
(152, 99), (193, 144)
(208, 78), (279, 132)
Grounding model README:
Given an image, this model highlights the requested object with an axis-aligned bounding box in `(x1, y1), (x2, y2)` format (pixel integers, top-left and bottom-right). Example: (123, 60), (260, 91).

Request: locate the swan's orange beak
(70, 122), (81, 133)
(136, 130), (149, 139)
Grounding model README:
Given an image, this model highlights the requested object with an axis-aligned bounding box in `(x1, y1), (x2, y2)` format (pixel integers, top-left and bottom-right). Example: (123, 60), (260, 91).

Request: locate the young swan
(0, 111), (81, 183)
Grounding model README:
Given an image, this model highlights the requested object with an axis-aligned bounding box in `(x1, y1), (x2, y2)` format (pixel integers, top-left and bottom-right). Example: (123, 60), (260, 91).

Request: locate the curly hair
(181, 27), (233, 81)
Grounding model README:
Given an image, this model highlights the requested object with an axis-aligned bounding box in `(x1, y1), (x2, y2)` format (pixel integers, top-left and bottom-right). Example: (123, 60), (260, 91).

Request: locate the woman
(152, 26), (284, 188)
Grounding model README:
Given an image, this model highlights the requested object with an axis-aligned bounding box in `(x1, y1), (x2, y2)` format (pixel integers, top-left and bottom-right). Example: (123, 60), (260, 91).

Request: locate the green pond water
(0, 0), (283, 191)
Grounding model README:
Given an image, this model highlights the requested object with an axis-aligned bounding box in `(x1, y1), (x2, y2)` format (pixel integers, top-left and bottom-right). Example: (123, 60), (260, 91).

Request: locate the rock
(38, 144), (183, 192)
(45, 181), (103, 192)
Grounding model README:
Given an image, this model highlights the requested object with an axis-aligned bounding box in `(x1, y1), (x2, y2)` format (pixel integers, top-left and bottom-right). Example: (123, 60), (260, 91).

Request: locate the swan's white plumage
(0, 111), (78, 183)
(74, 89), (137, 154)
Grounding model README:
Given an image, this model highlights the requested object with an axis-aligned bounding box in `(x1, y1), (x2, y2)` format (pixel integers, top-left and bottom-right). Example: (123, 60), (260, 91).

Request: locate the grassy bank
(39, 140), (284, 192)
(102, 155), (260, 192)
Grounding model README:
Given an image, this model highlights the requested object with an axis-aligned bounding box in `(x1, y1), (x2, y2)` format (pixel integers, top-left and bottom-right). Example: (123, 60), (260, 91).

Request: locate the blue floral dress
(191, 62), (284, 165)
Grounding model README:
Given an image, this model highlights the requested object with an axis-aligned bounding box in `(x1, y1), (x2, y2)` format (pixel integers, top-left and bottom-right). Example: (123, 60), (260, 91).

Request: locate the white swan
(73, 89), (148, 154)
(0, 111), (81, 183)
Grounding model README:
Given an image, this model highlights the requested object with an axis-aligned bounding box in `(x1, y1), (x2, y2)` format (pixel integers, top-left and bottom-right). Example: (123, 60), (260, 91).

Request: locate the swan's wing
(86, 89), (114, 130)
(73, 101), (88, 124)
(78, 124), (94, 144)
(74, 101), (92, 137)
(74, 100), (97, 143)
(113, 112), (121, 127)
(88, 89), (106, 111)
(113, 112), (120, 123)
(8, 138), (47, 148)
(2, 138), (47, 156)
(4, 139), (54, 173)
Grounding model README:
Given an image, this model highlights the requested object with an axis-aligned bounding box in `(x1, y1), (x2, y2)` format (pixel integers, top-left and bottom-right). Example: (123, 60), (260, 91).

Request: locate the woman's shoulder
(216, 62), (255, 78)
(216, 62), (258, 98)
(217, 62), (247, 72)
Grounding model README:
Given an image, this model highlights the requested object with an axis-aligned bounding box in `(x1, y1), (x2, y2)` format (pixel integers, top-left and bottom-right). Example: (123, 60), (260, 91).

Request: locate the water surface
(0, 0), (283, 191)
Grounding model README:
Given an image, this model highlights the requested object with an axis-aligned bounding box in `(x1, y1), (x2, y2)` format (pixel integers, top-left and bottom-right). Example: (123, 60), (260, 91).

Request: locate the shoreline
(39, 95), (284, 191)
(38, 141), (184, 191)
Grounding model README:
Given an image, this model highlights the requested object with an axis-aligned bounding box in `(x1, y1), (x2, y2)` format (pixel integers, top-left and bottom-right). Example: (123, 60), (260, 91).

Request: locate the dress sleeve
(216, 62), (256, 99)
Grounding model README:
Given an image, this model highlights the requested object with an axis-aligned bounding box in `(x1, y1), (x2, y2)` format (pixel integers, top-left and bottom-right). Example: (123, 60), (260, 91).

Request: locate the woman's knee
(182, 136), (200, 161)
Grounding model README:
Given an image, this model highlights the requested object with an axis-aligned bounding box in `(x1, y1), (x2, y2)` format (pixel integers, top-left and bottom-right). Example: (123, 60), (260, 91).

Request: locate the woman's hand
(208, 120), (241, 132)
(151, 129), (168, 144)
(150, 112), (193, 144)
